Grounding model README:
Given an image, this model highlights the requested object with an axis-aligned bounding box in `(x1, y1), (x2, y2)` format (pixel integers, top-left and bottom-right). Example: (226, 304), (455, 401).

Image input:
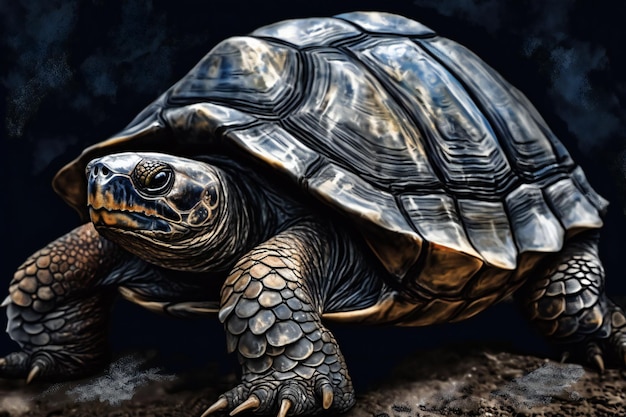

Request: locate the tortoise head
(86, 152), (226, 270)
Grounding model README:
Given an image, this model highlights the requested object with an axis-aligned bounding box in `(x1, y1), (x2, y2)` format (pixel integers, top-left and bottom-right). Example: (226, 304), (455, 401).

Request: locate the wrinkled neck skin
(162, 162), (306, 274)
(200, 166), (301, 273)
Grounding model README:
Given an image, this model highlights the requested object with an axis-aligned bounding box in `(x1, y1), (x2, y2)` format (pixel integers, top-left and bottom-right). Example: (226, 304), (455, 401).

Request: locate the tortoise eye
(146, 169), (172, 193)
(133, 160), (174, 196)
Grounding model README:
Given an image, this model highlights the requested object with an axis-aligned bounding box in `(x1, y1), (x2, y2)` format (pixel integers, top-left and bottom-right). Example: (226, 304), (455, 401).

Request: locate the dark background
(1, 0), (625, 391)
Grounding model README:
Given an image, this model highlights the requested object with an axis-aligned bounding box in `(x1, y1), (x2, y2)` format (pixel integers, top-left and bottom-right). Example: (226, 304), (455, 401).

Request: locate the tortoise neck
(207, 166), (303, 273)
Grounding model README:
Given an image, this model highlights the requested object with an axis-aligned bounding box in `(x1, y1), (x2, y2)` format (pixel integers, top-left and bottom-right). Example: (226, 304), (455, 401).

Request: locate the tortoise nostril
(89, 162), (113, 178)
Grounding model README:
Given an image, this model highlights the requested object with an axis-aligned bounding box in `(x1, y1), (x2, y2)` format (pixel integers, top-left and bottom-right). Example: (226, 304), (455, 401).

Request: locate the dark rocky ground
(1, 344), (624, 417)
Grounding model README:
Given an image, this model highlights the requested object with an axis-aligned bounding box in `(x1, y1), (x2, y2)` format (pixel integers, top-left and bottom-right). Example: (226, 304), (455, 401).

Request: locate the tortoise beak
(88, 207), (171, 232)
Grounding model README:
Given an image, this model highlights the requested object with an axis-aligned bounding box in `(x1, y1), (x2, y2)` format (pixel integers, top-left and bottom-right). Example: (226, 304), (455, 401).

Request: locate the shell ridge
(541, 183), (572, 235)
(279, 116), (398, 193)
(400, 192), (482, 260)
(570, 166), (609, 215)
(394, 193), (426, 238)
(250, 17), (362, 47)
(161, 101), (261, 149)
(416, 39), (524, 177)
(452, 194), (487, 261)
(499, 190), (524, 256)
(334, 11), (436, 37)
(221, 121), (321, 181)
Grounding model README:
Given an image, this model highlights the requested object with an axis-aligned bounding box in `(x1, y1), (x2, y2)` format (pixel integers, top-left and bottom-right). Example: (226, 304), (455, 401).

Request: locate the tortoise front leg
(204, 222), (355, 417)
(1, 223), (139, 382)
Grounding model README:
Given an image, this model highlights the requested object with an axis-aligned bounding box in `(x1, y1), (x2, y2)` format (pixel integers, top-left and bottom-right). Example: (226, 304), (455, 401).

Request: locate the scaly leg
(203, 221), (355, 417)
(520, 231), (626, 370)
(1, 223), (155, 382)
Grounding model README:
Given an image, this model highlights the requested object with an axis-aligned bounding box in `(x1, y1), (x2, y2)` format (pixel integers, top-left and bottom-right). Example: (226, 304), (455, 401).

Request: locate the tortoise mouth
(89, 207), (172, 233)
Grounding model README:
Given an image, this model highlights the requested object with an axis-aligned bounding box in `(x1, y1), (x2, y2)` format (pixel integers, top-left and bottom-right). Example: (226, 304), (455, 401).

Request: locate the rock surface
(0, 345), (624, 417)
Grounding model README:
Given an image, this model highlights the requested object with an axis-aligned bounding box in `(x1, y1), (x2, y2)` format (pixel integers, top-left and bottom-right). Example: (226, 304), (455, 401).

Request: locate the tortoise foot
(1, 350), (61, 383)
(0, 351), (38, 382)
(1, 294), (111, 383)
(587, 303), (626, 371)
(558, 303), (626, 373)
(521, 232), (626, 371)
(202, 371), (354, 417)
(607, 306), (626, 367)
(0, 347), (107, 384)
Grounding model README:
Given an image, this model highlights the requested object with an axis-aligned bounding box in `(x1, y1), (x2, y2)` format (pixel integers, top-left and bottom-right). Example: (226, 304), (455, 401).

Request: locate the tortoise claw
(560, 351), (570, 363)
(276, 399), (292, 417)
(201, 398), (228, 417)
(321, 384), (334, 410)
(26, 365), (41, 384)
(230, 396), (260, 416)
(1, 296), (10, 308)
(586, 342), (605, 374)
(591, 354), (605, 374)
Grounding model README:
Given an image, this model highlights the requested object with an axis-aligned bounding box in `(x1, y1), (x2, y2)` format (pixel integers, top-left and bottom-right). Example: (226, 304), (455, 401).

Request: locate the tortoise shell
(53, 11), (607, 290)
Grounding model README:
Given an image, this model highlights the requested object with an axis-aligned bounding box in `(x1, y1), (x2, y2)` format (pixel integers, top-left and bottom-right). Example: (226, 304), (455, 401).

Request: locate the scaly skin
(0, 223), (181, 382)
(207, 221), (356, 416)
(1, 223), (121, 381)
(519, 231), (626, 371)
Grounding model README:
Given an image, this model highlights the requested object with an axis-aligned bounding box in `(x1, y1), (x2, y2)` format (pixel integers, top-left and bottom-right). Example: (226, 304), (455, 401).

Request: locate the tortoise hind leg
(519, 231), (626, 370)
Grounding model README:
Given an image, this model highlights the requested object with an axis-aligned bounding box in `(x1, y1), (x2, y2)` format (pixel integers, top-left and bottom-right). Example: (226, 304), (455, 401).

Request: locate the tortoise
(2, 11), (625, 417)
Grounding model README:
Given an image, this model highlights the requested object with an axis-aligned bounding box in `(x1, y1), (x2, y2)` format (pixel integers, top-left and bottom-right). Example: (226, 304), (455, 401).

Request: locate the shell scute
(544, 178), (603, 231)
(418, 36), (575, 182)
(169, 36), (300, 117)
(286, 48), (440, 190)
(456, 199), (517, 270)
(348, 36), (516, 199)
(224, 123), (319, 180)
(400, 193), (478, 259)
(505, 184), (564, 253)
(163, 102), (255, 140)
